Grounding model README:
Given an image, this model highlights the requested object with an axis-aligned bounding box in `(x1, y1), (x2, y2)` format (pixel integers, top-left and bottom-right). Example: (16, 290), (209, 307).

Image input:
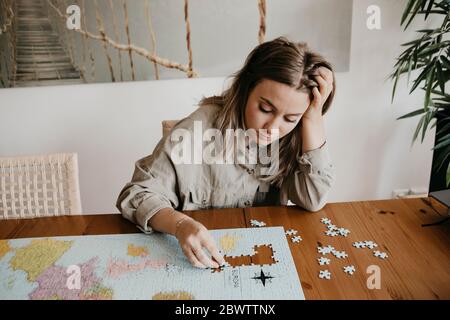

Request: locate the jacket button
(244, 200), (251, 206)
(202, 199), (207, 205)
(247, 168), (255, 174)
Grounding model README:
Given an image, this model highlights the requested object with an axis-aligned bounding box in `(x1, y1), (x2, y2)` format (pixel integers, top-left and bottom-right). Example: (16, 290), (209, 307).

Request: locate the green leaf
(416, 46), (440, 58)
(413, 42), (430, 68)
(437, 132), (450, 143)
(441, 55), (450, 70)
(407, 55), (413, 85)
(435, 61), (446, 93)
(422, 111), (434, 142)
(432, 89), (450, 101)
(391, 67), (401, 103)
(410, 63), (432, 93)
(401, 0), (418, 25)
(424, 0), (435, 19)
(435, 0), (450, 10)
(432, 136), (450, 150)
(404, 0), (425, 30)
(401, 38), (424, 47)
(424, 66), (435, 108)
(431, 118), (438, 129)
(396, 108), (426, 120)
(437, 122), (450, 136)
(416, 28), (434, 33)
(413, 114), (425, 144)
(432, 144), (450, 172)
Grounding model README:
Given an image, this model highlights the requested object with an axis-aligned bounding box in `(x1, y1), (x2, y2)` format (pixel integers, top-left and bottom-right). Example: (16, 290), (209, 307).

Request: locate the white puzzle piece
(319, 270), (331, 280)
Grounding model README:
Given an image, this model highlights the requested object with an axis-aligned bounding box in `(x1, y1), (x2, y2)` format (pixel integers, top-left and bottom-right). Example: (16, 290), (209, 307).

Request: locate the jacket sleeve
(280, 141), (335, 212)
(116, 137), (180, 233)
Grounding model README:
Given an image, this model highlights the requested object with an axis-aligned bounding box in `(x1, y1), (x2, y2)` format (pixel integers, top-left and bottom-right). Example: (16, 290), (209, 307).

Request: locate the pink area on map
(29, 257), (112, 300)
(105, 257), (167, 279)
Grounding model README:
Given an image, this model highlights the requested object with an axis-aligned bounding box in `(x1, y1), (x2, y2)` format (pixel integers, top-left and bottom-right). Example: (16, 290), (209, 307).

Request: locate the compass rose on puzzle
(251, 269), (274, 286)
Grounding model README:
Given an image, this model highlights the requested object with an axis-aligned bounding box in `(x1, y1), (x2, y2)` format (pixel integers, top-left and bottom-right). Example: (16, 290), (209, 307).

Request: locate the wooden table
(1, 197), (449, 300)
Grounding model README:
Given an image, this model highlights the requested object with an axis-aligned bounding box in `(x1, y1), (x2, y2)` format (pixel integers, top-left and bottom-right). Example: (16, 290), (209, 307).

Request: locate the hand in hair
(303, 67), (334, 122)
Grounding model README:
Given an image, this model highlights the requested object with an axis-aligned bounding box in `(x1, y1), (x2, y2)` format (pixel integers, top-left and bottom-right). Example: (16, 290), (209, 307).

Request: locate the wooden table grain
(1, 197), (449, 300)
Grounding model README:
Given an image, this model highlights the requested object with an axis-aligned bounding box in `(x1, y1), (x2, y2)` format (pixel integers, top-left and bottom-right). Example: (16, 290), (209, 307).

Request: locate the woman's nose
(263, 117), (281, 133)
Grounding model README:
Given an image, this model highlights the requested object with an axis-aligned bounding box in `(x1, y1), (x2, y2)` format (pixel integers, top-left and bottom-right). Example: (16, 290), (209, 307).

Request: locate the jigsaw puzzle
(0, 227), (304, 300)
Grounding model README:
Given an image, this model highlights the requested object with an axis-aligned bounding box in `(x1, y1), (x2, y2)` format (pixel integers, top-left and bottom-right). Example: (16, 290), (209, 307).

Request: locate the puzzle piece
(318, 257), (331, 265)
(327, 224), (338, 231)
(325, 230), (338, 237)
(319, 270), (331, 280)
(317, 245), (334, 255)
(250, 219), (266, 227)
(352, 241), (366, 249)
(291, 235), (303, 243)
(285, 229), (298, 236)
(364, 241), (378, 249)
(337, 228), (350, 237)
(343, 265), (356, 275)
(333, 250), (348, 259)
(317, 246), (329, 255)
(373, 250), (388, 259)
(320, 217), (352, 238)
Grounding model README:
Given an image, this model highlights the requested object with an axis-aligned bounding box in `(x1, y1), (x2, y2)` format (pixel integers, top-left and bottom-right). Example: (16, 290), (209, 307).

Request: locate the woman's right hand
(175, 217), (226, 269)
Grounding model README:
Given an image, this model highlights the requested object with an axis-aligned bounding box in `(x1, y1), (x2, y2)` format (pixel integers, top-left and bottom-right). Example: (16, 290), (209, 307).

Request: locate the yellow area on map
(10, 238), (73, 282)
(219, 233), (241, 253)
(83, 284), (114, 300)
(153, 291), (194, 300)
(127, 244), (149, 257)
(0, 240), (11, 260)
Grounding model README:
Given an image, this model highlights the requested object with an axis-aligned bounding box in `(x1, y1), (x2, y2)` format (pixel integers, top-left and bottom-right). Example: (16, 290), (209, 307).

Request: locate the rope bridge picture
(0, 0), (352, 89)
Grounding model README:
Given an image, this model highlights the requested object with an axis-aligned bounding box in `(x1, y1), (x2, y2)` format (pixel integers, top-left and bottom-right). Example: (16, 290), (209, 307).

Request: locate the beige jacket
(116, 104), (335, 232)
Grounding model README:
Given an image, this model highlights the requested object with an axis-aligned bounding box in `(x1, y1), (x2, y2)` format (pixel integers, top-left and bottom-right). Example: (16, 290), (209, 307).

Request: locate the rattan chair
(0, 153), (82, 219)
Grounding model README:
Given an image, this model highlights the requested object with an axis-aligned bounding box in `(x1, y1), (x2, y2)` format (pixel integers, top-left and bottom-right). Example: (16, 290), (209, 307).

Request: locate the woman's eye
(259, 104), (271, 113)
(285, 118), (297, 123)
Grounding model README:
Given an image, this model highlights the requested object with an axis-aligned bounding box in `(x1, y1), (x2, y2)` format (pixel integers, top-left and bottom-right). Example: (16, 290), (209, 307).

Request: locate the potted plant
(390, 0), (450, 189)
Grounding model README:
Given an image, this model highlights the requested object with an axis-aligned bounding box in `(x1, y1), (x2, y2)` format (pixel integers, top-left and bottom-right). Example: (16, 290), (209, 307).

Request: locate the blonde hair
(199, 36), (336, 187)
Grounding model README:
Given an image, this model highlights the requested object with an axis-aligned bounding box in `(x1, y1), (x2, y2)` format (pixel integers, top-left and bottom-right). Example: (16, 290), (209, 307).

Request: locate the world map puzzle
(0, 226), (304, 300)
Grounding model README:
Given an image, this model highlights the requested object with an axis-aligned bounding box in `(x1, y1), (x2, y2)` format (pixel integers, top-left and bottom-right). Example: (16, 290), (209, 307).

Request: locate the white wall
(0, 0), (438, 213)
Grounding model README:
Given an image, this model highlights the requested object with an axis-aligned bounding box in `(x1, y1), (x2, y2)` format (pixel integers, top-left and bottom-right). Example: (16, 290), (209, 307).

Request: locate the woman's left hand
(302, 67), (334, 122)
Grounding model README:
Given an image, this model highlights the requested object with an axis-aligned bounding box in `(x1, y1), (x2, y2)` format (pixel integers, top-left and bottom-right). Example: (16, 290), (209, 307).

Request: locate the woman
(117, 37), (336, 270)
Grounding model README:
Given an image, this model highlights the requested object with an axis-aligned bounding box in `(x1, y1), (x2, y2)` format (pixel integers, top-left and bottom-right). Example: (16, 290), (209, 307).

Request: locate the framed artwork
(0, 0), (352, 88)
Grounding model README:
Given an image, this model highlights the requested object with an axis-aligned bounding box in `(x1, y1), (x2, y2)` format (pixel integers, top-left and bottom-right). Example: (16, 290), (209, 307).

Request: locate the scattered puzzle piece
(373, 250), (388, 259)
(327, 224), (338, 231)
(343, 265), (356, 275)
(317, 246), (332, 255)
(337, 228), (350, 237)
(325, 230), (338, 237)
(320, 217), (351, 238)
(353, 240), (378, 249)
(318, 257), (331, 266)
(352, 241), (366, 249)
(364, 241), (378, 249)
(250, 219), (266, 227)
(333, 250), (348, 259)
(317, 245), (335, 255)
(285, 229), (298, 236)
(319, 270), (331, 280)
(291, 236), (302, 243)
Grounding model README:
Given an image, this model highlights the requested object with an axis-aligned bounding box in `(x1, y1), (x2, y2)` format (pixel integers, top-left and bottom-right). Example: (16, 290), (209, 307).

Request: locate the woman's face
(244, 79), (310, 145)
